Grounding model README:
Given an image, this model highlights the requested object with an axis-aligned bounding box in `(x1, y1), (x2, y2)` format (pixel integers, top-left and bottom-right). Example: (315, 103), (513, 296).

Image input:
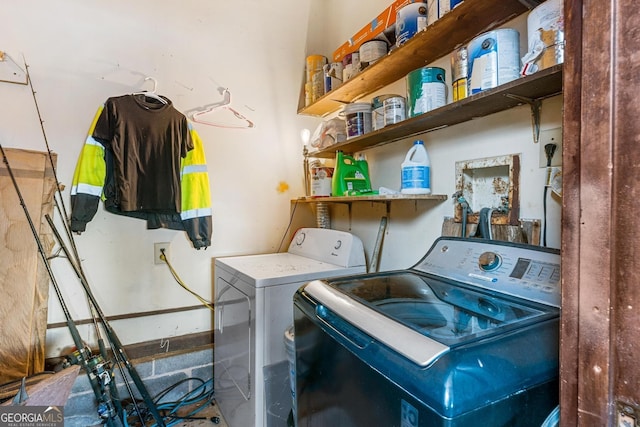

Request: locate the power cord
(157, 200), (301, 311)
(543, 143), (558, 247)
(159, 249), (214, 311)
(123, 377), (217, 426)
(277, 199), (299, 252)
(157, 199), (301, 312)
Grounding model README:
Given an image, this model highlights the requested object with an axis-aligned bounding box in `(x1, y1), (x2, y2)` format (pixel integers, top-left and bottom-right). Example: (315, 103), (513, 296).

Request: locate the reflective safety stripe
(71, 183), (103, 197)
(181, 164), (208, 175)
(181, 207), (213, 220)
(85, 135), (102, 147)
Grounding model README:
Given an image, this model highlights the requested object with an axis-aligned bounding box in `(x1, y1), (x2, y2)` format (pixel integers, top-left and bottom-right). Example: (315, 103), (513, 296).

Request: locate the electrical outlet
(619, 413), (637, 427)
(618, 401), (639, 427)
(154, 242), (170, 265)
(539, 127), (563, 168)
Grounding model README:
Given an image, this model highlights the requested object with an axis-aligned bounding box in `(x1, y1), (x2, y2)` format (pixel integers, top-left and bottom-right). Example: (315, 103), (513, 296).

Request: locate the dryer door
(214, 277), (252, 402)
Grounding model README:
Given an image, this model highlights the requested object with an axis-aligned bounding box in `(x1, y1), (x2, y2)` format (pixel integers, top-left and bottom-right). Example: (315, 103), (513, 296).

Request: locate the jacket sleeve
(70, 107), (106, 232)
(179, 122), (213, 249)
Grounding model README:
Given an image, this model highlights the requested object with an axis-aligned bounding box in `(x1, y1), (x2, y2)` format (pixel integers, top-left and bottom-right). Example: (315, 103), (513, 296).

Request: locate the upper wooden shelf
(307, 64), (563, 158)
(297, 0), (537, 117)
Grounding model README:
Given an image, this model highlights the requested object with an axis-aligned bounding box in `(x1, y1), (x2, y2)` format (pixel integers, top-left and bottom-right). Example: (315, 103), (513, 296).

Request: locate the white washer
(214, 228), (366, 427)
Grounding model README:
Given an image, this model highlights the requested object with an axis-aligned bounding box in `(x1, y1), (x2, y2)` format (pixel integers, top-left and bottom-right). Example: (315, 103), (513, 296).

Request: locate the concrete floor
(62, 402), (228, 427)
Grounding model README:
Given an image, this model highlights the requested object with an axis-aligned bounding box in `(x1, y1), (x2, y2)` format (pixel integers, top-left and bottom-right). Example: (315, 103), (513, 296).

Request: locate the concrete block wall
(64, 347), (213, 426)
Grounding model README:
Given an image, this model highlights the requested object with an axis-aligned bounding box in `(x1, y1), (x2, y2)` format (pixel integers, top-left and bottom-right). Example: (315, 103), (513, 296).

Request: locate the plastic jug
(401, 140), (431, 194)
(332, 151), (373, 196)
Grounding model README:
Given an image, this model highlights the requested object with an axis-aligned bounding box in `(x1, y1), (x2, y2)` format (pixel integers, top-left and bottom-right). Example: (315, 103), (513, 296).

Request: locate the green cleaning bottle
(332, 151), (373, 196)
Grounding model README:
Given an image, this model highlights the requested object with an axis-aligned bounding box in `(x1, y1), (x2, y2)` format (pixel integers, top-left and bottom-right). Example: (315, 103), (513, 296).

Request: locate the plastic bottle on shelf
(401, 140), (431, 194)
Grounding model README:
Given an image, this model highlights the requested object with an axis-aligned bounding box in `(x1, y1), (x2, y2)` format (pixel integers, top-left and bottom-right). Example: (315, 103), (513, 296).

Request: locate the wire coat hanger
(132, 76), (167, 104)
(190, 88), (254, 129)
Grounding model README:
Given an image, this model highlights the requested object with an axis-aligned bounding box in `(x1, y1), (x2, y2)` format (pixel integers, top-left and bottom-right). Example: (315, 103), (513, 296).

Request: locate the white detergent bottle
(401, 140), (431, 194)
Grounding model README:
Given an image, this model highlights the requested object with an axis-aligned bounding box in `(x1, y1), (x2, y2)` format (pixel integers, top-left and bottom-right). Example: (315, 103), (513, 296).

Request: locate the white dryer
(214, 228), (366, 427)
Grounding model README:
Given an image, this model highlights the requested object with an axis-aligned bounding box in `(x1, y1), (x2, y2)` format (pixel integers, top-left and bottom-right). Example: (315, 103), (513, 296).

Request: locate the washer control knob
(295, 232), (306, 246)
(478, 251), (501, 271)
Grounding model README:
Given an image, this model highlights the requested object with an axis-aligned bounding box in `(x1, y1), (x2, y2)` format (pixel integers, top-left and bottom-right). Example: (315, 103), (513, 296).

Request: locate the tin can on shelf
(383, 95), (406, 127)
(467, 29), (520, 95)
(311, 167), (334, 197)
(522, 0), (564, 75)
(372, 95), (389, 131)
(324, 62), (343, 93)
(451, 47), (468, 101)
(359, 40), (388, 68)
(406, 66), (447, 117)
(342, 52), (361, 82)
(342, 102), (373, 139)
(396, 3), (429, 47)
(305, 55), (327, 105)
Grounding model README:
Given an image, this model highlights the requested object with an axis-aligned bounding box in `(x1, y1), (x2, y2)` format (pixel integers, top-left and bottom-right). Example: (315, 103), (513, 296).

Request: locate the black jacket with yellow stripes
(70, 108), (212, 249)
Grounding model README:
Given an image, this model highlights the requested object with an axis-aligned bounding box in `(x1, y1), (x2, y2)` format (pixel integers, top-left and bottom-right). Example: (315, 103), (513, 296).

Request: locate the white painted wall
(0, 0), (561, 358)
(0, 0), (321, 357)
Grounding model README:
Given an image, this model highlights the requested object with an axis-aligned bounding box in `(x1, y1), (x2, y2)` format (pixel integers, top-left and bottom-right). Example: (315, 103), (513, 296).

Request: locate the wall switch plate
(154, 242), (170, 264)
(539, 127), (563, 168)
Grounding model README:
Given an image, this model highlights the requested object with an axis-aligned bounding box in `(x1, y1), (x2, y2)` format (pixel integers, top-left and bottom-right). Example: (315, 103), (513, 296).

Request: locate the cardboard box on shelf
(332, 0), (425, 63)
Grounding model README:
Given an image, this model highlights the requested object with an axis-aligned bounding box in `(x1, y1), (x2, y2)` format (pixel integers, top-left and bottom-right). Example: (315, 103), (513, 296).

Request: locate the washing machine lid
(216, 253), (366, 287)
(304, 271), (558, 366)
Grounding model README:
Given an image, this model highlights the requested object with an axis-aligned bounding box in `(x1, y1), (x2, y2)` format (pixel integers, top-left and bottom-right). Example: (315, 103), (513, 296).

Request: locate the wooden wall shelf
(307, 65), (563, 158)
(298, 0), (538, 117)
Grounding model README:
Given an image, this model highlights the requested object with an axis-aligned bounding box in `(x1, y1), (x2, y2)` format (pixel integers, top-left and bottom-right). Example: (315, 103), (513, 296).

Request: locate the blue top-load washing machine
(293, 236), (560, 427)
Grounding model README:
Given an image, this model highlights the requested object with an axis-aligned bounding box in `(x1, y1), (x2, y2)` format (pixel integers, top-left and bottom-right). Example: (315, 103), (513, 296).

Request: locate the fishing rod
(19, 58), (165, 426)
(18, 57), (131, 422)
(0, 144), (121, 426)
(44, 221), (145, 426)
(20, 58), (133, 422)
(45, 215), (167, 427)
(21, 57), (104, 346)
(22, 56), (81, 267)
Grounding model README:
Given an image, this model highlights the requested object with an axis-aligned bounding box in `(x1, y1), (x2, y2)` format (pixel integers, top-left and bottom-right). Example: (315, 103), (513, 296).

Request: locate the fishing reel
(64, 346), (112, 384)
(64, 347), (117, 420)
(85, 352), (114, 387)
(62, 345), (91, 368)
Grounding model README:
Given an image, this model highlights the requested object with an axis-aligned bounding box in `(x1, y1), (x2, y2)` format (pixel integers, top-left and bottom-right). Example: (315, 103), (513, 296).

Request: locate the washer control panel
(478, 251), (502, 271)
(287, 228), (366, 268)
(414, 237), (561, 307)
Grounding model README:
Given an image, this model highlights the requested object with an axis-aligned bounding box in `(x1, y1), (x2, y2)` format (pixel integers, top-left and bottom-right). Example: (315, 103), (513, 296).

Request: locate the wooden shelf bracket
(505, 93), (543, 144)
